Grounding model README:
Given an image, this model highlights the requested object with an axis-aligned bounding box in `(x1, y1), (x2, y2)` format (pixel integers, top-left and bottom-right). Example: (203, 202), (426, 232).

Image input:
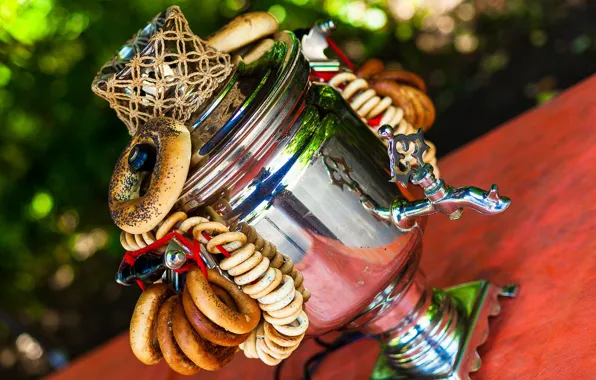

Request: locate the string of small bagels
(99, 7), (440, 376)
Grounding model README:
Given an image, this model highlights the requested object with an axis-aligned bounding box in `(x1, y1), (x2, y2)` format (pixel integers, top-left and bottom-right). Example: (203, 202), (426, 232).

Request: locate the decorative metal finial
(378, 125), (430, 186)
(301, 19), (340, 71)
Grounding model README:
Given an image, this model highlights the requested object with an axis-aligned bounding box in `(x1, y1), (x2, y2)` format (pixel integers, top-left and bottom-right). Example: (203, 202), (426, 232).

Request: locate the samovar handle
(373, 125), (511, 231)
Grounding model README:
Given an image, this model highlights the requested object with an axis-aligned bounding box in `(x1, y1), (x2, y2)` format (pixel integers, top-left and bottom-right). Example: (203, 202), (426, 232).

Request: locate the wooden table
(48, 75), (596, 380)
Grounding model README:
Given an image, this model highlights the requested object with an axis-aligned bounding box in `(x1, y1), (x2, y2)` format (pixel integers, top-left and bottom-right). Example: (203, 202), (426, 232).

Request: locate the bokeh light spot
(268, 5), (286, 24)
(50, 264), (74, 290)
(16, 272), (36, 291)
(0, 348), (17, 368)
(225, 0), (246, 12)
(396, 23), (413, 41)
(8, 110), (38, 139)
(456, 3), (475, 21)
(344, 40), (365, 60)
(437, 15), (455, 34)
(481, 51), (509, 73)
(2, 0), (55, 45)
(417, 33), (437, 52)
(530, 30), (547, 47)
(62, 12), (89, 40)
(30, 191), (54, 219)
(324, 0), (343, 16)
(571, 34), (591, 54)
(365, 8), (387, 30)
(0, 64), (12, 86)
(455, 33), (478, 53)
(390, 0), (415, 21)
(537, 90), (558, 104)
(345, 1), (367, 26)
(42, 309), (61, 332)
(72, 228), (108, 261)
(16, 333), (44, 361)
(57, 210), (79, 233)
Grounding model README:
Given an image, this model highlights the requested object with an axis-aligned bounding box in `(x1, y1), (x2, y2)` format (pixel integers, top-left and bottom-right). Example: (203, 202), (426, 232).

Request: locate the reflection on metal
(111, 27), (517, 379)
(163, 244), (186, 270)
(371, 281), (519, 380)
(374, 125), (512, 231)
(379, 126), (430, 185)
(301, 20), (341, 71)
(321, 154), (388, 222)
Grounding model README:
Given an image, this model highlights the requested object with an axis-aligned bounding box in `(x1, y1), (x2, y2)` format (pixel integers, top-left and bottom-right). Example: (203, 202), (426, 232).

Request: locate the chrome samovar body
(172, 31), (516, 379)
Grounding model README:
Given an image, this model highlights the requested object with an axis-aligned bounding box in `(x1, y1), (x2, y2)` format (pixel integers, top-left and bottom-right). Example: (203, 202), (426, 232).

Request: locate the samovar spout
(376, 125), (511, 231)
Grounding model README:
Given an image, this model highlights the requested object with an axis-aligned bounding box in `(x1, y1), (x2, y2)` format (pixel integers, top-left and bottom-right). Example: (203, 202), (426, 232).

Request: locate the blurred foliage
(0, 0), (595, 378)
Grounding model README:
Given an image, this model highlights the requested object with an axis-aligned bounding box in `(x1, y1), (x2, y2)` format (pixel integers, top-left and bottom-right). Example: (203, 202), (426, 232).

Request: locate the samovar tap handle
(375, 125), (511, 231)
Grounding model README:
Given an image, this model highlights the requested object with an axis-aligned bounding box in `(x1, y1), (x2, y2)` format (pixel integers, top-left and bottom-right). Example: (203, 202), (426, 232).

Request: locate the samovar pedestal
(368, 274), (518, 380)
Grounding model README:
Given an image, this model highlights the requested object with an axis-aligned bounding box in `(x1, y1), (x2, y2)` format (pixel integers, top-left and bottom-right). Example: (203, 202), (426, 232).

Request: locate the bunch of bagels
(102, 10), (312, 374)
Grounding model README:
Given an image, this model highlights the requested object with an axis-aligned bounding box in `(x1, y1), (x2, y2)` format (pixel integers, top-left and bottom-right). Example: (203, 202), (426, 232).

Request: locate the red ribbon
(122, 231), (209, 291)
(326, 37), (356, 71)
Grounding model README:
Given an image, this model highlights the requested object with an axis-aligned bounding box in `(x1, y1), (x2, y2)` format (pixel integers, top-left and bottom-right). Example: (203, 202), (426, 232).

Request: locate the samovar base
(371, 281), (519, 380)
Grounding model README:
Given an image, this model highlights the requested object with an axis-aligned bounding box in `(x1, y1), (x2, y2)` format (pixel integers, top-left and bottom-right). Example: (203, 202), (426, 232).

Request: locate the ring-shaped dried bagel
(109, 117), (191, 234)
(264, 334), (298, 355)
(219, 243), (256, 271)
(210, 283), (236, 310)
(255, 323), (282, 366)
(186, 267), (260, 334)
(272, 310), (309, 337)
(155, 211), (187, 239)
(172, 298), (237, 371)
(242, 328), (259, 359)
(182, 286), (249, 347)
(266, 290), (303, 319)
(356, 58), (385, 79)
(207, 12), (278, 53)
(129, 283), (174, 365)
(263, 321), (305, 347)
(372, 70), (427, 92)
(242, 267), (280, 296)
(371, 80), (418, 128)
(206, 231), (247, 253)
(156, 296), (201, 375)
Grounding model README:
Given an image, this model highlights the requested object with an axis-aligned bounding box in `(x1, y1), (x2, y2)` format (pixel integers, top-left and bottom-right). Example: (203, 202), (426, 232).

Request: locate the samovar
(95, 7), (517, 379)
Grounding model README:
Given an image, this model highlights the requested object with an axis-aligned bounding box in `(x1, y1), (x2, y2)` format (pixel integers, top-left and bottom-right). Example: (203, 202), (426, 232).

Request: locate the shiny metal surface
(164, 243), (187, 270)
(371, 281), (519, 379)
(178, 31), (419, 336)
(375, 126), (512, 232)
(171, 30), (513, 379)
(300, 20), (340, 71)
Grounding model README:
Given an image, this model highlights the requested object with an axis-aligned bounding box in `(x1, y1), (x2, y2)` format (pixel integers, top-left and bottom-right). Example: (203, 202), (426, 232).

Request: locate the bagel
(129, 283), (174, 365)
(272, 310), (309, 337)
(356, 58), (384, 79)
(109, 117), (191, 234)
(182, 285), (249, 347)
(372, 70), (427, 92)
(172, 298), (237, 371)
(186, 267), (260, 334)
(210, 283), (237, 310)
(263, 320), (305, 347)
(155, 211), (188, 239)
(156, 296), (201, 375)
(242, 38), (275, 65)
(207, 12), (278, 53)
(254, 323), (282, 366)
(370, 80), (416, 127)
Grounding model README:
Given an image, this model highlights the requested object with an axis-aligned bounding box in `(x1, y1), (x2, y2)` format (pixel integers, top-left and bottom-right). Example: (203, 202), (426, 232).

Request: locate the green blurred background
(1, 0), (595, 378)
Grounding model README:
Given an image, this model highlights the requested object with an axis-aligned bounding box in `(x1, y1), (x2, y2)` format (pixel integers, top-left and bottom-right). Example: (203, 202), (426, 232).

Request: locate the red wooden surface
(48, 75), (596, 380)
